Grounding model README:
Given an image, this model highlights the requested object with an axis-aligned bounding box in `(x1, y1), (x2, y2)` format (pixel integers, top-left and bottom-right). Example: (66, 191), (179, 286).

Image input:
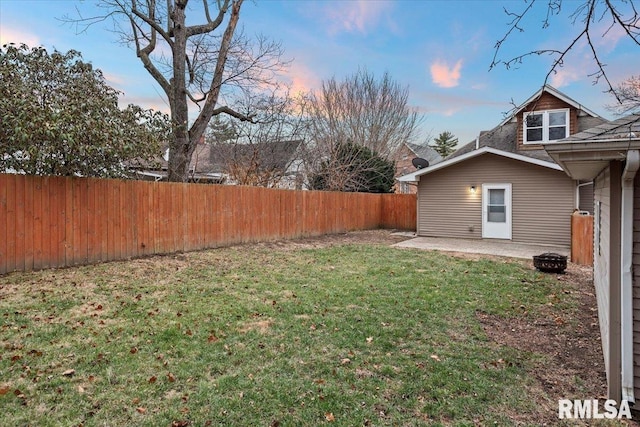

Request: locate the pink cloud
(280, 61), (322, 95)
(430, 59), (463, 88)
(0, 26), (41, 47)
(324, 0), (393, 35)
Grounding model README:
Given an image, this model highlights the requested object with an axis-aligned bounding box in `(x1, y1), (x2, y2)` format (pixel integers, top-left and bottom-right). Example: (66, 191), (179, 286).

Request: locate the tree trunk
(167, 1), (191, 182)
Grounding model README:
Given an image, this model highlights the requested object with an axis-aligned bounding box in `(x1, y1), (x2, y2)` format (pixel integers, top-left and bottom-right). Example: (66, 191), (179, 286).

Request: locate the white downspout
(621, 149), (640, 403)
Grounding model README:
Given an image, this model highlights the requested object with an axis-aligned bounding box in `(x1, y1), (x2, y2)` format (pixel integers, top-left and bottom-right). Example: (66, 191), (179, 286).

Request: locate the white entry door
(482, 184), (512, 240)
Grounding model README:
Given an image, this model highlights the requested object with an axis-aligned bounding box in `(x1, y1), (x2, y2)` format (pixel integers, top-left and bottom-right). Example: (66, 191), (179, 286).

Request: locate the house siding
(632, 170), (640, 399)
(579, 182), (594, 213)
(517, 92), (578, 151)
(594, 166), (612, 382)
(416, 153), (574, 246)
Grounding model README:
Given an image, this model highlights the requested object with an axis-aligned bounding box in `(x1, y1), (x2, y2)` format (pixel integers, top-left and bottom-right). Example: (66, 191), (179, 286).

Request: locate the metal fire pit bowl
(533, 253), (567, 274)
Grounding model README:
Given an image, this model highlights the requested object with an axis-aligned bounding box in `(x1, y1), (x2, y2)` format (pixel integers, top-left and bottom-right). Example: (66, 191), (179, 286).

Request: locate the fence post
(571, 212), (594, 266)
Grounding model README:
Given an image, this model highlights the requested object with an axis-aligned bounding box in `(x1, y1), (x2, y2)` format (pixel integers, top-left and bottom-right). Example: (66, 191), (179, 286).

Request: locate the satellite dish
(412, 157), (429, 169)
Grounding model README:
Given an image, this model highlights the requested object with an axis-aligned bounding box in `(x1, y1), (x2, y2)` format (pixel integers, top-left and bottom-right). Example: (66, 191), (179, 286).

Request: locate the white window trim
(523, 108), (569, 144)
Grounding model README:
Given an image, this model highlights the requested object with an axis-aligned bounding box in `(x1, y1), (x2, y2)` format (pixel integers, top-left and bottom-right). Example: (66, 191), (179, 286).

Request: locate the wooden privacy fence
(0, 174), (416, 274)
(571, 212), (594, 266)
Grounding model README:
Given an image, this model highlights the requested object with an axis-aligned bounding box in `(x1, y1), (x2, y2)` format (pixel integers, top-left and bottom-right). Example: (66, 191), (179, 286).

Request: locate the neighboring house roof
(398, 85), (607, 183)
(405, 142), (443, 165)
(131, 139), (302, 183)
(209, 140), (302, 173)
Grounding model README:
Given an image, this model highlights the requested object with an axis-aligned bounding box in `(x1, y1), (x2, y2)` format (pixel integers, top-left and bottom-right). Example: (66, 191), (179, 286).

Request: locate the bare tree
(490, 0), (640, 102)
(71, 0), (286, 181)
(302, 69), (421, 192)
(207, 90), (307, 188)
(608, 75), (640, 114)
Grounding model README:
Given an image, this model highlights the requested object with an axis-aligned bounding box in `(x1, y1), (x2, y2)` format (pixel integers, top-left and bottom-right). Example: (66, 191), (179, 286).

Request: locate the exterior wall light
(470, 185), (476, 194)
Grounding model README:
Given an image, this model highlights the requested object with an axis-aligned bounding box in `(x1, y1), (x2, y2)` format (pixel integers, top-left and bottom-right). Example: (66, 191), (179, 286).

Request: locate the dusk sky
(1, 0), (638, 146)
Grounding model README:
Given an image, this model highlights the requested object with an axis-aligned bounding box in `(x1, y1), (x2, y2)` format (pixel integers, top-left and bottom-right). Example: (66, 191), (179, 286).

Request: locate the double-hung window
(523, 109), (569, 144)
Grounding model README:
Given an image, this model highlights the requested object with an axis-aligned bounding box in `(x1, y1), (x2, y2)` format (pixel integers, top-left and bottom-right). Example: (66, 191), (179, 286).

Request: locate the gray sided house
(132, 138), (303, 188)
(545, 114), (640, 404)
(398, 85), (607, 247)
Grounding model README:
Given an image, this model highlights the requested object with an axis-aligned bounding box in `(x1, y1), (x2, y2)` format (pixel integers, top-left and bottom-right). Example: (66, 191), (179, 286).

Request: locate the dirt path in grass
(259, 230), (636, 425)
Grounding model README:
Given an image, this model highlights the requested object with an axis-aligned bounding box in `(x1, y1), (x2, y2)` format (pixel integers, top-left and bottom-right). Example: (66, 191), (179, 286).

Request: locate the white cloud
(324, 0), (393, 35)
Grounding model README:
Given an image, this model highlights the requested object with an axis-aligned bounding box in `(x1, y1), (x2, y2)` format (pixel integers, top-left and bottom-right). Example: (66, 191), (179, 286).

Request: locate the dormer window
(523, 109), (569, 144)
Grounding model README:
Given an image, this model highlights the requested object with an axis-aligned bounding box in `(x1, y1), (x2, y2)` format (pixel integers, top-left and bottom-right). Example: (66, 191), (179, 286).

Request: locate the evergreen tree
(430, 131), (458, 157)
(309, 142), (396, 193)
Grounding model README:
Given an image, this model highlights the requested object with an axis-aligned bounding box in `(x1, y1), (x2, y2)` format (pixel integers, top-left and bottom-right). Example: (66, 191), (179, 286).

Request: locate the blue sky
(1, 0), (638, 146)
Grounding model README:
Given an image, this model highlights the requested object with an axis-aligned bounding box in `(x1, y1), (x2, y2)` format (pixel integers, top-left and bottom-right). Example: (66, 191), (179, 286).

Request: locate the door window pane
(488, 189), (506, 223)
(488, 205), (506, 222)
(489, 189), (504, 205)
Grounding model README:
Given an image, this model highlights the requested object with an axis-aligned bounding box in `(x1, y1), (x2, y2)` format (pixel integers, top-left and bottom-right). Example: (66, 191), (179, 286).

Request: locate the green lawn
(0, 237), (615, 426)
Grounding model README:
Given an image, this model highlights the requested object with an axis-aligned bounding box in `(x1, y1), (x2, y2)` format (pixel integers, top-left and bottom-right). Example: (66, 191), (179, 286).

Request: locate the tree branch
(189, 0), (243, 141)
(186, 0), (230, 37)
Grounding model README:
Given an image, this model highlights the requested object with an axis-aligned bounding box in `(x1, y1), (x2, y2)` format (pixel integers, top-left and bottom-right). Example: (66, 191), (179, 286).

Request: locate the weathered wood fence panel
(0, 174), (416, 274)
(571, 212), (594, 266)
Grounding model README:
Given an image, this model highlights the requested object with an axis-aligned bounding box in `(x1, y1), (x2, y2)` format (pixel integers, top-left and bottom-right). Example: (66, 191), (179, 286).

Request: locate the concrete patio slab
(392, 234), (570, 260)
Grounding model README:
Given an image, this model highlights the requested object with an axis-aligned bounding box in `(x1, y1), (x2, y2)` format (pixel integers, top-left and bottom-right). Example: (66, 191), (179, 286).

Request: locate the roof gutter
(621, 149), (640, 403)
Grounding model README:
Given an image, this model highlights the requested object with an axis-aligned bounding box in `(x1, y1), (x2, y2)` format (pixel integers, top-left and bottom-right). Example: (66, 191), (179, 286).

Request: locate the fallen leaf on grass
(62, 369), (75, 377)
(207, 334), (218, 343)
(430, 355), (440, 362)
(136, 407), (146, 414)
(340, 358), (351, 365)
(0, 386), (10, 396)
(366, 337), (373, 344)
(167, 372), (176, 382)
(325, 412), (335, 422)
(148, 376), (157, 384)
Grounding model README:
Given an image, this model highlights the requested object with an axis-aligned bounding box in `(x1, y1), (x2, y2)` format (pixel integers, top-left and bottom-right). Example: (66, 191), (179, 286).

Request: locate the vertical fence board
(23, 175), (35, 271)
(86, 178), (97, 264)
(80, 178), (90, 265)
(97, 178), (109, 262)
(62, 177), (73, 265)
(126, 180), (138, 259)
(48, 177), (63, 268)
(136, 180), (148, 256)
(160, 183), (171, 253)
(32, 176), (44, 270)
(106, 180), (117, 261)
(0, 176), (5, 274)
(13, 175), (25, 272)
(571, 213), (594, 266)
(4, 175), (18, 273)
